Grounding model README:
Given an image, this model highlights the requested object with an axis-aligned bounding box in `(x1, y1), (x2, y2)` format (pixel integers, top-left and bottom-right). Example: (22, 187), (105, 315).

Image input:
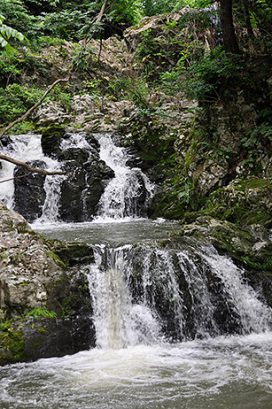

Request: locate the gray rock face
(58, 147), (114, 222)
(0, 203), (61, 318)
(14, 160), (47, 223)
(0, 203), (95, 365)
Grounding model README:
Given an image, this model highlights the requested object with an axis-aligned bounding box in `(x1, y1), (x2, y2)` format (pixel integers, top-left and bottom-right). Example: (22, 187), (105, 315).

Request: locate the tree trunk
(220, 0), (240, 53)
(242, 0), (254, 38)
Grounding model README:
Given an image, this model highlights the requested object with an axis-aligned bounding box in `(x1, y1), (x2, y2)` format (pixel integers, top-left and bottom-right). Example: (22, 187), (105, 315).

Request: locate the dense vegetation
(0, 0), (272, 224)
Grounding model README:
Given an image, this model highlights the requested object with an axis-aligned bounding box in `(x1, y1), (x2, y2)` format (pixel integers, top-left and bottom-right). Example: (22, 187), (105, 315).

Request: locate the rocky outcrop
(14, 160), (47, 222)
(0, 203), (95, 365)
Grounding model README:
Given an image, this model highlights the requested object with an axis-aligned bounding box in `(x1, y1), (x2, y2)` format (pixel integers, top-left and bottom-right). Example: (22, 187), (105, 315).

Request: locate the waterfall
(88, 245), (162, 349)
(0, 134), (59, 210)
(87, 244), (272, 348)
(95, 134), (154, 220)
(200, 247), (272, 334)
(0, 132), (154, 223)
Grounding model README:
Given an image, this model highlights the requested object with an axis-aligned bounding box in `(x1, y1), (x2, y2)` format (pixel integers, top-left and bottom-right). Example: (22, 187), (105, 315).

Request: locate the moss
(241, 255), (272, 272)
(195, 178), (272, 227)
(37, 327), (48, 335)
(235, 178), (271, 191)
(25, 307), (57, 319)
(47, 250), (66, 269)
(0, 321), (24, 364)
(49, 241), (94, 266)
(12, 120), (36, 135)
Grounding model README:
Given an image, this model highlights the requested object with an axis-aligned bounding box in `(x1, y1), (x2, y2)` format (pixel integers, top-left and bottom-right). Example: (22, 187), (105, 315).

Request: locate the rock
(71, 94), (94, 114)
(59, 152), (114, 222)
(51, 241), (94, 266)
(82, 159), (114, 220)
(59, 147), (90, 163)
(14, 160), (47, 223)
(0, 203), (95, 365)
(59, 161), (86, 222)
(36, 101), (71, 125)
(1, 136), (12, 147)
(41, 125), (66, 158)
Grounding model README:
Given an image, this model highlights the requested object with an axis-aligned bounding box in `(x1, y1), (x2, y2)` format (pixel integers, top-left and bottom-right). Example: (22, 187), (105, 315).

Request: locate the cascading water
(88, 243), (272, 347)
(88, 245), (162, 349)
(0, 134), (60, 210)
(1, 134), (272, 409)
(0, 134), (63, 223)
(0, 132), (154, 223)
(95, 134), (154, 220)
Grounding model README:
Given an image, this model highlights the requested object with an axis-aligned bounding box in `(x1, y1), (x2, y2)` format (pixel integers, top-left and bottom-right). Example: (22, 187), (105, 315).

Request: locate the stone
(0, 203), (95, 365)
(41, 125), (66, 158)
(14, 160), (47, 223)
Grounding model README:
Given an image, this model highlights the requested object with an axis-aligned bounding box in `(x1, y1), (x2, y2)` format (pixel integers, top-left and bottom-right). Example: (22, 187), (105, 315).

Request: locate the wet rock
(59, 154), (114, 222)
(14, 160), (46, 223)
(59, 147), (90, 163)
(52, 241), (94, 266)
(1, 136), (12, 147)
(41, 125), (66, 158)
(59, 161), (86, 222)
(82, 160), (114, 220)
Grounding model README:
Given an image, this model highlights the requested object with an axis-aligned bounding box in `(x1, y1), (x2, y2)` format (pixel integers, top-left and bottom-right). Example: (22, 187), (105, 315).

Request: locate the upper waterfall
(0, 132), (154, 224)
(95, 134), (154, 221)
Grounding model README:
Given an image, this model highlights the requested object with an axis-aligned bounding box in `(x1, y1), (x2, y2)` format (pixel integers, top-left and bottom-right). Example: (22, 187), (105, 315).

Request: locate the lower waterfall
(88, 243), (272, 347)
(1, 227), (272, 409)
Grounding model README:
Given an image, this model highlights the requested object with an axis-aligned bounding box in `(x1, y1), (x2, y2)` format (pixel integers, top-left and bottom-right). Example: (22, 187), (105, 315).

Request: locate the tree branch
(95, 0), (109, 24)
(0, 153), (65, 176)
(0, 78), (69, 139)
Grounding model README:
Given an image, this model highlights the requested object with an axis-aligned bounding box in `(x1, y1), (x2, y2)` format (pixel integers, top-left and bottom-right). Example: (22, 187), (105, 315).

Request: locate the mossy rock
(0, 322), (24, 365)
(50, 241), (94, 266)
(178, 216), (272, 273)
(40, 124), (66, 158)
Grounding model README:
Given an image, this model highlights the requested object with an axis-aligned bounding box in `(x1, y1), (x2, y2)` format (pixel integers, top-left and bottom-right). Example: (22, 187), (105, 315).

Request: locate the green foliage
(25, 307), (57, 319)
(0, 48), (21, 85)
(0, 12), (25, 50)
(184, 47), (239, 100)
(141, 0), (210, 16)
(0, 320), (24, 363)
(41, 9), (88, 40)
(0, 0), (36, 37)
(109, 76), (150, 109)
(72, 44), (95, 72)
(109, 0), (142, 26)
(0, 83), (43, 124)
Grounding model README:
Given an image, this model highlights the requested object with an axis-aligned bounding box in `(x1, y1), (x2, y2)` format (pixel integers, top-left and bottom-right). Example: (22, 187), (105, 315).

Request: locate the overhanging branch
(0, 153), (65, 177)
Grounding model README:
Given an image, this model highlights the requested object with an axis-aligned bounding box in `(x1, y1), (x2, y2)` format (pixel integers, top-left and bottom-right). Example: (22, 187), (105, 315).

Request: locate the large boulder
(82, 159), (114, 220)
(59, 148), (114, 222)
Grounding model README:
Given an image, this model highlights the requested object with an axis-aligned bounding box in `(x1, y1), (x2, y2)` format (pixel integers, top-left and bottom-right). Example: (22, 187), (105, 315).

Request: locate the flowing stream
(0, 134), (272, 408)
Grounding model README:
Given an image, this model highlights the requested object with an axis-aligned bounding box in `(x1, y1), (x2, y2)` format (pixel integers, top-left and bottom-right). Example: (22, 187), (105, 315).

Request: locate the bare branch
(95, 0), (109, 24)
(0, 78), (69, 139)
(0, 153), (65, 176)
(0, 172), (31, 184)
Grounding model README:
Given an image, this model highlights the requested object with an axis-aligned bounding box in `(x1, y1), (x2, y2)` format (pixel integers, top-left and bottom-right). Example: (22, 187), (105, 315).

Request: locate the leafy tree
(0, 0), (36, 35)
(0, 13), (25, 50)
